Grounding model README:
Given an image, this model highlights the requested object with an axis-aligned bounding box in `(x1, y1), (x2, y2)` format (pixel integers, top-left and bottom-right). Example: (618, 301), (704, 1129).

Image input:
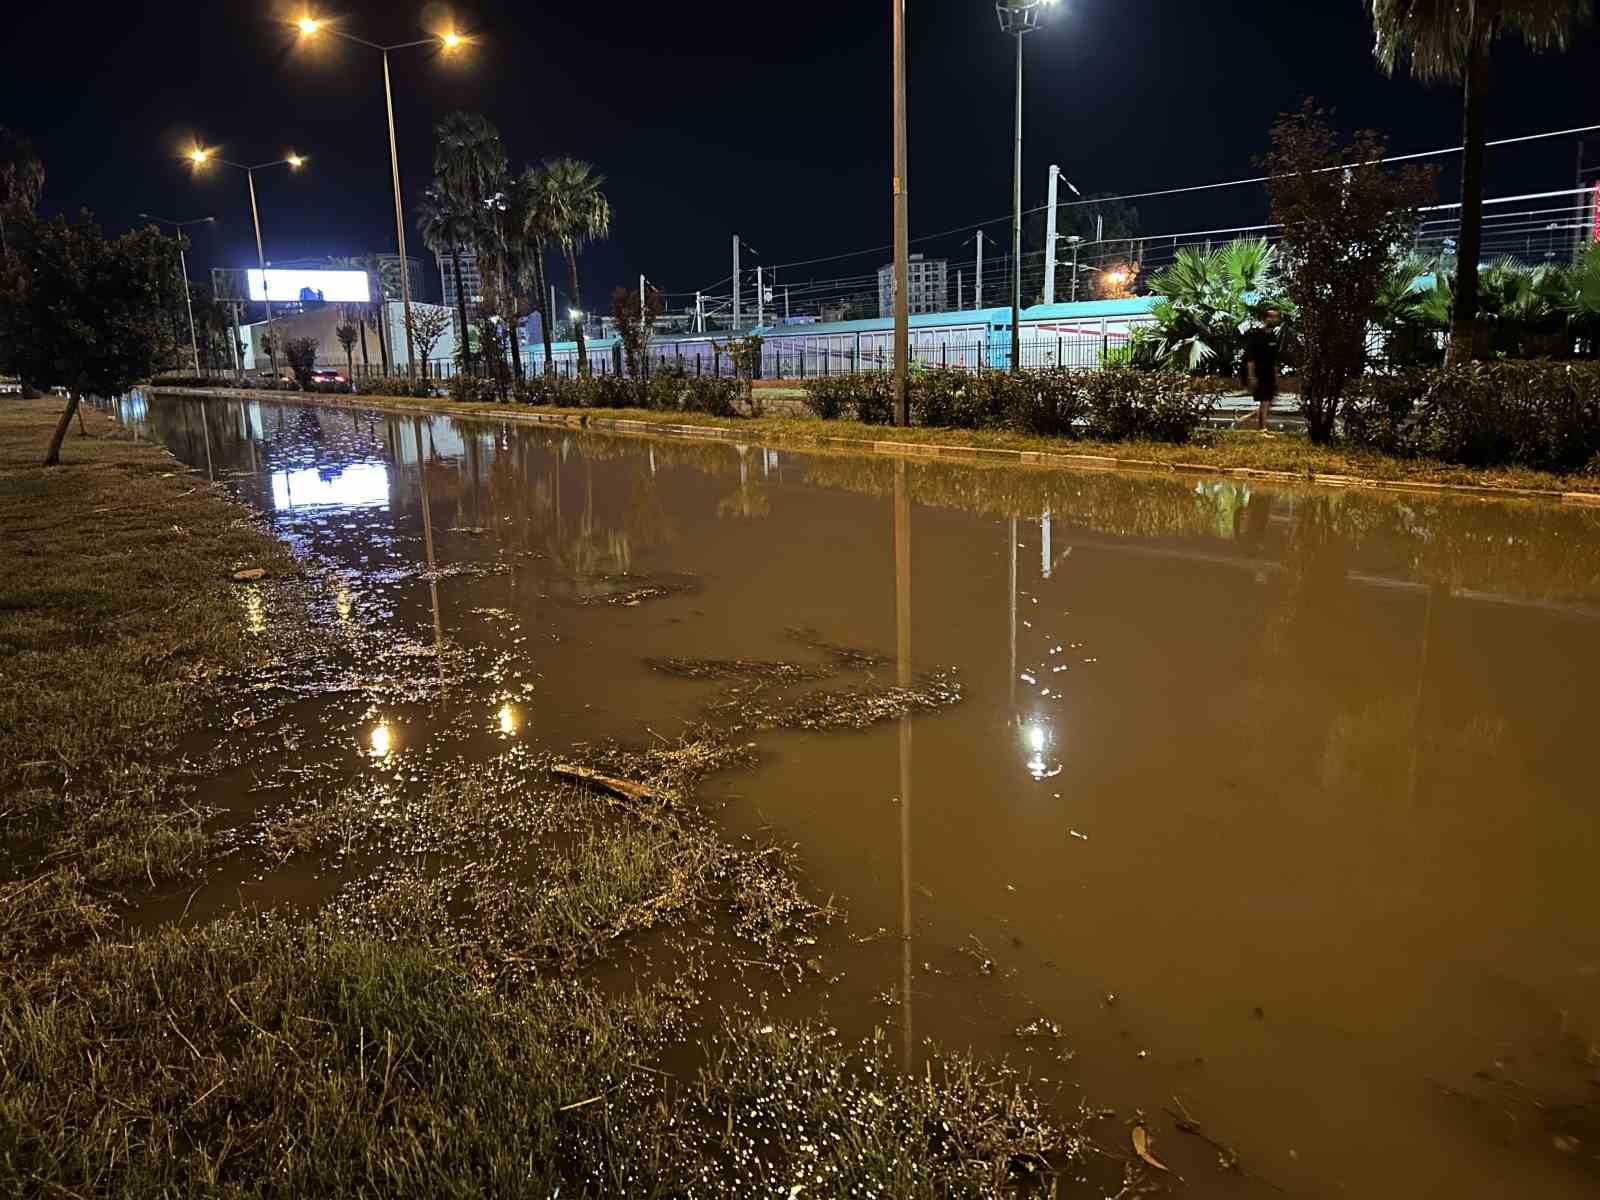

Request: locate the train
(531, 296), (1160, 379)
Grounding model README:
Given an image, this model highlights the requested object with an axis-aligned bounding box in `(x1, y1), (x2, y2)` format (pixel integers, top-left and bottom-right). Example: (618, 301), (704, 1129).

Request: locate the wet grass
(0, 398), (293, 952)
(707, 668), (965, 733)
(645, 655), (837, 682)
(0, 915), (1098, 1198)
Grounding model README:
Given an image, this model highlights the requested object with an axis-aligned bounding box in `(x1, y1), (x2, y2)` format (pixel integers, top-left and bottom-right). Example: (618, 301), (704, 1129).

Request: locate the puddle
(117, 390), (1600, 1198)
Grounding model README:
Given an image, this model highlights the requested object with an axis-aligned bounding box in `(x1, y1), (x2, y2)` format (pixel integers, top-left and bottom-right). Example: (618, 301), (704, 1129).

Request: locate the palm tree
(1146, 238), (1286, 372)
(542, 157), (612, 377)
(0, 126), (45, 261)
(431, 114), (508, 379)
(416, 184), (482, 377)
(519, 164), (560, 376)
(1369, 0), (1593, 365)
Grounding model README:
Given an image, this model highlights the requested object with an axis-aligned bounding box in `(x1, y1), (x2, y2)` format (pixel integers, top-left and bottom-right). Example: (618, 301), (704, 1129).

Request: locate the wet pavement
(120, 389), (1600, 1198)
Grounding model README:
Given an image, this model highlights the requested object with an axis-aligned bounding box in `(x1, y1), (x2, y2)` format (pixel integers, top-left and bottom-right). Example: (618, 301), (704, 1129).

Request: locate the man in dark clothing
(1237, 308), (1282, 431)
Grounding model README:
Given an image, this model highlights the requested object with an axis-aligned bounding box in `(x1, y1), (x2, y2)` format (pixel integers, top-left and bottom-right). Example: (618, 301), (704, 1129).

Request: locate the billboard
(246, 269), (370, 304)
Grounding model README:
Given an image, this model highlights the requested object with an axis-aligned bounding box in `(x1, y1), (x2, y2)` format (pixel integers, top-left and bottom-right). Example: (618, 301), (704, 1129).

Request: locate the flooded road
(125, 390), (1600, 1198)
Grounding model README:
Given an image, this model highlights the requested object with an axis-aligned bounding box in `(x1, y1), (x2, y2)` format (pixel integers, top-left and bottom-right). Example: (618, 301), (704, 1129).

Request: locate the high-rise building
(439, 252), (485, 333)
(373, 254), (429, 303)
(877, 254), (948, 318)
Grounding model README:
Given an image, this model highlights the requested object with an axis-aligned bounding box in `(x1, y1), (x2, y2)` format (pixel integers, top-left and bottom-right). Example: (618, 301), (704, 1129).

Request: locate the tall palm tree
(431, 114), (508, 378)
(416, 184), (483, 377)
(542, 157), (612, 377)
(0, 126), (45, 261)
(1369, 0), (1593, 364)
(331, 254), (382, 374)
(519, 164), (560, 376)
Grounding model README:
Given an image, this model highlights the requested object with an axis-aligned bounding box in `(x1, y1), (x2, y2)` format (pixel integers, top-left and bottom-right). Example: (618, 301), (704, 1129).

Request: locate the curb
(145, 386), (1600, 508)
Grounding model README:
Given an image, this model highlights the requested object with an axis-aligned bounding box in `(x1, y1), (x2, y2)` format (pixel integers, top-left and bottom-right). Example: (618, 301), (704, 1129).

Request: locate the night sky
(5, 0), (1598, 309)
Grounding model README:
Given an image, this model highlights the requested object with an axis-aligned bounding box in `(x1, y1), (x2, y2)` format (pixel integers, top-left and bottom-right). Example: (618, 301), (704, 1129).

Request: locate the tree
(0, 126), (45, 261)
(284, 337), (318, 389)
(1368, 0), (1593, 364)
(335, 317), (359, 385)
(612, 284), (665, 377)
(405, 306), (453, 373)
(519, 164), (560, 376)
(1262, 103), (1436, 444)
(417, 183), (482, 378)
(0, 210), (184, 465)
(542, 157), (611, 377)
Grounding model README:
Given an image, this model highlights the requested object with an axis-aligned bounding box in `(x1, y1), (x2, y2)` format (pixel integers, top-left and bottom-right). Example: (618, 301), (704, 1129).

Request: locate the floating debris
(644, 657), (835, 683)
(784, 626), (891, 670)
(708, 668), (963, 733)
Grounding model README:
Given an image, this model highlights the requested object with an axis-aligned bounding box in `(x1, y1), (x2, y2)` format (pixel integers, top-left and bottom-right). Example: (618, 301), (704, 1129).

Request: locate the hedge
(1342, 362), (1600, 473)
(801, 369), (1231, 444)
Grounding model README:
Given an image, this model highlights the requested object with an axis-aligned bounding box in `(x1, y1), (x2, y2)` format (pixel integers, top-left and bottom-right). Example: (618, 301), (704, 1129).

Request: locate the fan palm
(0, 126), (45, 261)
(1569, 242), (1600, 356)
(1368, 0), (1593, 364)
(542, 157), (612, 377)
(416, 184), (483, 377)
(1147, 239), (1285, 373)
(519, 164), (560, 376)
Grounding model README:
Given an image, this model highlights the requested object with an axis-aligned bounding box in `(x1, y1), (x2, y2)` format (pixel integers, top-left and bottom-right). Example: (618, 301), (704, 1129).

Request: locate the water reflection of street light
(498, 703), (518, 736)
(1021, 716), (1062, 780)
(368, 722), (394, 758)
(294, 13), (473, 377)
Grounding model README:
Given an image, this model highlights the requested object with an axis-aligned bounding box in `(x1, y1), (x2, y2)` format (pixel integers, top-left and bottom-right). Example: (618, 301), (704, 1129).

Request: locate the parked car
(310, 369), (347, 386)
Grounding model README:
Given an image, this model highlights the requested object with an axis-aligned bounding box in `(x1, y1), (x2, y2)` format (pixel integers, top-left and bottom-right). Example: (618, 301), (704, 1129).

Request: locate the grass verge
(0, 397), (293, 954)
(152, 385), (1600, 498)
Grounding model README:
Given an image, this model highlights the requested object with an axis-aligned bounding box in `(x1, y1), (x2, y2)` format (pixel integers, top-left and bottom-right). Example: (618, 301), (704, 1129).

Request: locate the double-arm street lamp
(294, 16), (470, 377)
(995, 0), (1057, 373)
(139, 213), (214, 373)
(187, 148), (305, 373)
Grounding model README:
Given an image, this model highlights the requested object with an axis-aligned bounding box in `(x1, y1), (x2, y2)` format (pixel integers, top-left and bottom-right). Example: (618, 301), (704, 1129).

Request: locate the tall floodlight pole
(187, 148), (305, 375)
(294, 17), (473, 378)
(995, 0), (1056, 373)
(141, 213), (215, 373)
(892, 0), (910, 426)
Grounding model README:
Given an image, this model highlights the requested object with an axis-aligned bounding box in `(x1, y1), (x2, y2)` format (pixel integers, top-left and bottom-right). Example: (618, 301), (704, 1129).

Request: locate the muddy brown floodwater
(121, 390), (1600, 1198)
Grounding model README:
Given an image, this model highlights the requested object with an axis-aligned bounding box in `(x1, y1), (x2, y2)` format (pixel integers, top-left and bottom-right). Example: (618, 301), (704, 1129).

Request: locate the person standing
(1237, 307), (1282, 432)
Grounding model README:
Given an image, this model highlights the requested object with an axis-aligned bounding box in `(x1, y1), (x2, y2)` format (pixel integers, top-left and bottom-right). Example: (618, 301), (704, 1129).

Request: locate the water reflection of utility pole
(241, 401), (257, 475)
(413, 419), (445, 689)
(1008, 516), (1018, 713)
(1408, 582), (1447, 806)
(894, 459), (914, 1072)
(1041, 507), (1052, 579)
(198, 399), (214, 481)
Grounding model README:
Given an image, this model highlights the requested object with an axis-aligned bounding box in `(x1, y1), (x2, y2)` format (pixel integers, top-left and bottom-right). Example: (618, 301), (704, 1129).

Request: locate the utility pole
(957, 269), (964, 311)
(976, 232), (986, 308)
(732, 235), (741, 330)
(891, 0), (910, 426)
(695, 291), (703, 333)
(757, 265), (764, 326)
(785, 286), (790, 322)
(1010, 27), (1023, 373)
(1069, 236), (1083, 302)
(1044, 164), (1060, 305)
(639, 273), (648, 379)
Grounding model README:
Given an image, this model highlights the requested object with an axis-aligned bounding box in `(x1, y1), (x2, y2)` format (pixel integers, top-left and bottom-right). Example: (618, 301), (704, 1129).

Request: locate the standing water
(125, 390), (1600, 1198)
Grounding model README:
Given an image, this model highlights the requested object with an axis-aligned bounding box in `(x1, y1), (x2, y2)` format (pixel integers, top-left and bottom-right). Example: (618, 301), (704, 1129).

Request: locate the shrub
(800, 377), (854, 420)
(283, 338), (318, 390)
(680, 377), (740, 417)
(1082, 369), (1225, 443)
(354, 375), (435, 398)
(1344, 362), (1600, 472)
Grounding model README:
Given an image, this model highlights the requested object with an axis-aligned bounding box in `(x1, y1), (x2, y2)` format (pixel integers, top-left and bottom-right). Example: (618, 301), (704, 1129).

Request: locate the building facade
(439, 251), (485, 335)
(374, 254), (430, 304)
(877, 254), (948, 318)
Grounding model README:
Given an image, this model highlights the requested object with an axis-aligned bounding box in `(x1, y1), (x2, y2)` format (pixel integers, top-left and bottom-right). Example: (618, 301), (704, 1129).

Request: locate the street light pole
(140, 213), (213, 373)
(995, 0), (1056, 374)
(891, 0), (910, 426)
(295, 18), (471, 378)
(244, 168), (275, 372)
(381, 49), (417, 376)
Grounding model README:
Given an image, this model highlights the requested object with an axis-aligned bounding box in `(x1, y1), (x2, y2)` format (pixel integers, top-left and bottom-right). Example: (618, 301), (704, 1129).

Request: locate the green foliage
(1343, 361), (1600, 470)
(1145, 238), (1290, 373)
(803, 369), (1226, 444)
(355, 374), (434, 398)
(612, 284), (665, 378)
(283, 337), (318, 389)
(0, 210), (184, 400)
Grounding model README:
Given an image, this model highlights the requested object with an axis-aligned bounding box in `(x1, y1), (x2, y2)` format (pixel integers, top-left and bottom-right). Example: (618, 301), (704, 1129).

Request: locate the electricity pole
(1044, 165), (1059, 305)
(891, 0), (910, 426)
(732, 235), (741, 330)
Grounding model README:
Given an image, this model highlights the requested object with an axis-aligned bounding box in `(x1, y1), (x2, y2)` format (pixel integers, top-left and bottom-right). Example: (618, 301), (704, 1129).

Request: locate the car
(310, 369), (347, 386)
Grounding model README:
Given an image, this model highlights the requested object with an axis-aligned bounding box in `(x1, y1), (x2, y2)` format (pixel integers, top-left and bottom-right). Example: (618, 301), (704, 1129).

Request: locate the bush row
(466, 372), (744, 417)
(1342, 362), (1600, 473)
(801, 369), (1232, 444)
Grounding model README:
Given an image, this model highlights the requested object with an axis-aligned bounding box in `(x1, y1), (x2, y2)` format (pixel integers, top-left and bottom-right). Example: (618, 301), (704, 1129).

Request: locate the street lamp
(187, 147), (305, 375)
(294, 14), (472, 378)
(139, 213), (214, 373)
(995, 0), (1058, 373)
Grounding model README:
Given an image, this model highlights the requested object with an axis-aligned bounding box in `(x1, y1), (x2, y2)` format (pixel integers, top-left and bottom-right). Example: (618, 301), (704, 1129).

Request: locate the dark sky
(6, 0), (1598, 309)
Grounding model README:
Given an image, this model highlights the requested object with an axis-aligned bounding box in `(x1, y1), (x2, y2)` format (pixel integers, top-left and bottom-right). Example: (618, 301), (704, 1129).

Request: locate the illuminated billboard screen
(246, 269), (370, 303)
